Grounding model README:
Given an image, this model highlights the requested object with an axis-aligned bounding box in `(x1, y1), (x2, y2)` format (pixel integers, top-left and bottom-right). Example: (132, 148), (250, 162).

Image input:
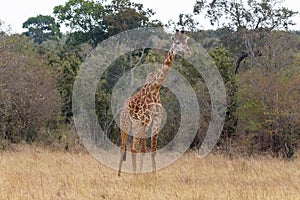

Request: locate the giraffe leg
(131, 123), (148, 174)
(118, 131), (129, 176)
(131, 136), (140, 174)
(139, 137), (147, 171)
(151, 134), (158, 172)
(118, 109), (131, 176)
(151, 112), (162, 173)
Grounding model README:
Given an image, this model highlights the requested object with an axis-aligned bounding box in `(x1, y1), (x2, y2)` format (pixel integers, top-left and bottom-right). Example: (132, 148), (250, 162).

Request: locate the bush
(0, 35), (61, 143)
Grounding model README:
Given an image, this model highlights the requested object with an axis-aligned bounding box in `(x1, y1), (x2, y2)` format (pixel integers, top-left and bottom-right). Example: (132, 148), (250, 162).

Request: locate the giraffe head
(171, 29), (191, 55)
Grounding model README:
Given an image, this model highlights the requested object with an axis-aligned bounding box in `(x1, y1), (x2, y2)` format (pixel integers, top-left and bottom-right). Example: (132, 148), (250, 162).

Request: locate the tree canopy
(193, 0), (298, 30)
(22, 15), (61, 44)
(53, 0), (160, 47)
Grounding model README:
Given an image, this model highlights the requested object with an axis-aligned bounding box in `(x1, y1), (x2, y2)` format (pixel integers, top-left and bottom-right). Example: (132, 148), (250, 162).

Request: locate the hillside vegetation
(1, 0), (300, 158)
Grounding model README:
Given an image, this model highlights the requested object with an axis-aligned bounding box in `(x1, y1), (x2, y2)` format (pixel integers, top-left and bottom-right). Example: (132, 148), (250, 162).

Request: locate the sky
(0, 0), (299, 33)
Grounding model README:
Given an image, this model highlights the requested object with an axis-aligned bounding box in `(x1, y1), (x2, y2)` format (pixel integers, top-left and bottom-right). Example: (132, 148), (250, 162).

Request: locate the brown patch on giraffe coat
(163, 52), (175, 66)
(127, 83), (160, 124)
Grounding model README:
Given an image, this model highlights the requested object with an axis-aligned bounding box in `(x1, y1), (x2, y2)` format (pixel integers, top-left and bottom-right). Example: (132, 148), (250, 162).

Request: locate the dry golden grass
(1, 148), (300, 200)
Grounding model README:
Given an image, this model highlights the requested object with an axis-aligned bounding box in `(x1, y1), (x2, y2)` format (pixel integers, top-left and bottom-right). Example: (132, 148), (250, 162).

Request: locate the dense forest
(0, 0), (299, 158)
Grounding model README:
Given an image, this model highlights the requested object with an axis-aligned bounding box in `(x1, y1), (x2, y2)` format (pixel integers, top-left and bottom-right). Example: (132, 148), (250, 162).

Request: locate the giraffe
(118, 30), (191, 176)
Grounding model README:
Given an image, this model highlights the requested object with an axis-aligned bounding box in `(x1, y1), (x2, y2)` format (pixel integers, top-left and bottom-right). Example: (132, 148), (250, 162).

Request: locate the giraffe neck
(153, 50), (175, 86)
(163, 49), (175, 66)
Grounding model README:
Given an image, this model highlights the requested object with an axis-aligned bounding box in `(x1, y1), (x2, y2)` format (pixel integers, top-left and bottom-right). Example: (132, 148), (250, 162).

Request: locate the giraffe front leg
(139, 137), (147, 171)
(151, 134), (158, 172)
(131, 123), (148, 174)
(151, 113), (162, 173)
(131, 136), (140, 174)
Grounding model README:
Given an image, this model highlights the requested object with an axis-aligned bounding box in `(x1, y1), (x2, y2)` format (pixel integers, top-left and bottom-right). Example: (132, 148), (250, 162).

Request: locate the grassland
(1, 147), (300, 200)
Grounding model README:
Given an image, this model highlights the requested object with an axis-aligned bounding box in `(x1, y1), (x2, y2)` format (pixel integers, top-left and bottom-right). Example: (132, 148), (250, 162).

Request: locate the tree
(194, 0), (298, 31)
(193, 0), (299, 73)
(104, 0), (159, 36)
(237, 69), (300, 157)
(43, 39), (85, 123)
(22, 15), (61, 44)
(54, 0), (106, 47)
(166, 13), (199, 32)
(53, 0), (160, 47)
(234, 30), (300, 157)
(208, 47), (237, 156)
(0, 35), (61, 143)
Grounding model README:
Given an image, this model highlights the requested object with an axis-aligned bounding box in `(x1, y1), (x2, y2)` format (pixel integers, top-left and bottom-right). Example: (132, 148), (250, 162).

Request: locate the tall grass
(1, 148), (299, 199)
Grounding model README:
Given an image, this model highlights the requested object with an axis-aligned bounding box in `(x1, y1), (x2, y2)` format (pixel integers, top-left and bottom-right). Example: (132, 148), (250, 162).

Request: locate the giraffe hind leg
(118, 110), (130, 176)
(118, 130), (129, 176)
(131, 124), (148, 174)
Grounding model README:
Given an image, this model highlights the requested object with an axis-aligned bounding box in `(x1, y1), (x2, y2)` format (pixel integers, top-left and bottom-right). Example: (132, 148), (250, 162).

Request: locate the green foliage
(193, 0), (299, 75)
(209, 47), (238, 154)
(1, 0), (300, 158)
(237, 66), (300, 157)
(54, 0), (160, 47)
(104, 0), (158, 35)
(22, 15), (61, 44)
(43, 40), (85, 123)
(209, 47), (235, 83)
(54, 0), (106, 47)
(194, 0), (298, 31)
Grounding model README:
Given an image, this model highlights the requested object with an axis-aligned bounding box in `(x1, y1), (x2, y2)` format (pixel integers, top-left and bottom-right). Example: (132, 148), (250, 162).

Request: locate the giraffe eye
(176, 42), (180, 44)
